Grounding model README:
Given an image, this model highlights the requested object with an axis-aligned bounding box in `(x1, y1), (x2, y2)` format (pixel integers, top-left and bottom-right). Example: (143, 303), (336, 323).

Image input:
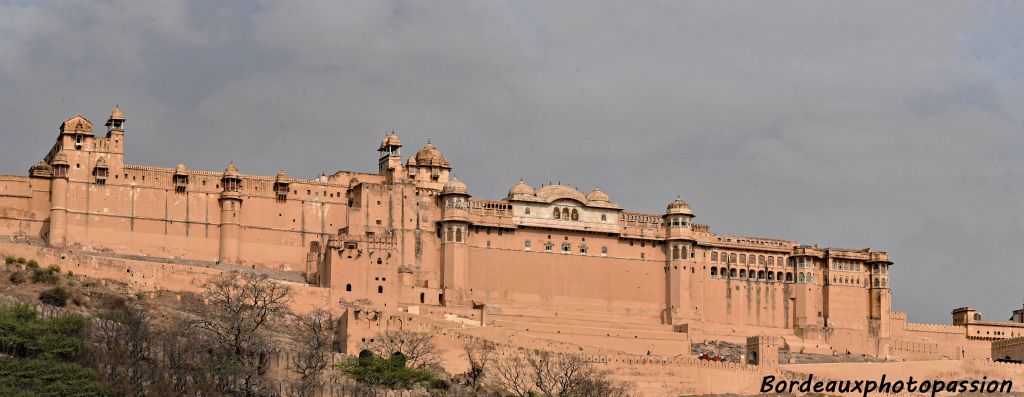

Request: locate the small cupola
(173, 162), (189, 193)
(664, 196), (694, 228)
(50, 152), (70, 178)
(222, 162), (241, 192)
(440, 177), (469, 207)
(105, 105), (125, 133)
(378, 130), (402, 156)
(274, 170), (290, 201)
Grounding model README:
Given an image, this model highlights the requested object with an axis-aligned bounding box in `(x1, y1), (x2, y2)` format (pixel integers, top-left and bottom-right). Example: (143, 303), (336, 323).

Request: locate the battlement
(904, 322), (964, 334)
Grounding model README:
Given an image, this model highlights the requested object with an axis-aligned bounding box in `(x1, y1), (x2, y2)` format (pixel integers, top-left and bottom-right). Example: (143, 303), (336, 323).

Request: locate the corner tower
(664, 196), (696, 324)
(439, 177), (469, 306)
(378, 131), (403, 184)
(218, 162), (244, 264)
(47, 153), (70, 247)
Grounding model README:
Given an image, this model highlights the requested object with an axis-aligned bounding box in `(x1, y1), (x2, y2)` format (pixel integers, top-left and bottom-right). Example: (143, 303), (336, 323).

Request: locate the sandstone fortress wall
(0, 107), (1013, 365)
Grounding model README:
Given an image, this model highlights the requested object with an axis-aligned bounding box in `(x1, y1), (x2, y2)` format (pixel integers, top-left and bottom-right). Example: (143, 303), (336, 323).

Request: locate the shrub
(29, 265), (61, 284)
(8, 272), (25, 285)
(39, 287), (69, 307)
(336, 351), (435, 389)
(26, 259), (38, 269)
(3, 256), (14, 264)
(16, 257), (26, 264)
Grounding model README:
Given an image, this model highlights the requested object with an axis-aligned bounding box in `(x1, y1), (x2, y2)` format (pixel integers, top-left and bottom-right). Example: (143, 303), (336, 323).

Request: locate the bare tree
(360, 330), (443, 370)
(187, 271), (292, 397)
(288, 309), (334, 397)
(462, 339), (496, 390)
(527, 351), (593, 397)
(492, 350), (630, 397)
(491, 352), (534, 397)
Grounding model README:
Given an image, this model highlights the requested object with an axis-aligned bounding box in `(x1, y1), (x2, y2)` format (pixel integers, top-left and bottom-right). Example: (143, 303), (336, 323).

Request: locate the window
(455, 228), (463, 242)
(759, 255), (765, 265)
(601, 214), (607, 221)
(710, 267), (718, 277)
(562, 208), (570, 219)
(672, 245), (680, 260)
(768, 256), (774, 266)
(730, 253), (737, 263)
(640, 253), (645, 260)
(553, 208), (560, 219)
(739, 269), (746, 279)
(711, 252), (718, 262)
(562, 242), (571, 253)
(346, 284), (352, 292)
(579, 244), (587, 254)
(799, 273), (805, 283)
(524, 240), (532, 251)
(378, 286), (383, 294)
(545, 242), (553, 252)
(601, 246), (608, 256)
(571, 209), (579, 221)
(525, 208), (531, 215)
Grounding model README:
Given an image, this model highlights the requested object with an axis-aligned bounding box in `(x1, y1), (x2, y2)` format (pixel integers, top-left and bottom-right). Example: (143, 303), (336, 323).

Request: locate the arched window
(601, 246), (608, 256)
(739, 269), (746, 279)
(553, 208), (560, 219)
(749, 270), (756, 280)
(562, 208), (570, 220)
(525, 208), (531, 215)
(873, 279), (880, 288)
(601, 214), (607, 221)
(739, 254), (746, 264)
(807, 273), (813, 283)
(798, 272), (805, 283)
(446, 227), (453, 242)
(711, 252), (718, 262)
(730, 253), (737, 263)
(346, 284), (352, 292)
(376, 258), (382, 265)
(579, 244), (587, 254)
(882, 279), (887, 287)
(710, 267), (718, 277)
(672, 245), (680, 260)
(766, 272), (773, 281)
(682, 246), (688, 259)
(571, 209), (579, 220)
(758, 270), (765, 280)
(377, 286), (383, 294)
(524, 240), (532, 250)
(759, 255), (766, 265)
(420, 293), (425, 303)
(729, 268), (737, 278)
(777, 271), (783, 281)
(455, 228), (463, 242)
(768, 256), (774, 266)
(562, 242), (571, 253)
(785, 272), (793, 282)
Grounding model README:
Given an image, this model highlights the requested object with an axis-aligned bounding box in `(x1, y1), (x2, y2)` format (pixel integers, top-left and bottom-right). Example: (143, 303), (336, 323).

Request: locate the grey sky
(1, 1), (1022, 323)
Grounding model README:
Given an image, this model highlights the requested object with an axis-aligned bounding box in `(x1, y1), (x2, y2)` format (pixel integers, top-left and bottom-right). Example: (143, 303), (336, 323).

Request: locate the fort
(1, 106), (1022, 394)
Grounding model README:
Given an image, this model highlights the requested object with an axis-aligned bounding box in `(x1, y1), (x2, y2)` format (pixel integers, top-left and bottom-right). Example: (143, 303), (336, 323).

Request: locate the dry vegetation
(2, 255), (632, 396)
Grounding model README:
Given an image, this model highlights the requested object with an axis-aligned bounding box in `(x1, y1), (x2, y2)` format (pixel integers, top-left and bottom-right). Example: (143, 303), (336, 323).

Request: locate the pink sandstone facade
(0, 107), (999, 363)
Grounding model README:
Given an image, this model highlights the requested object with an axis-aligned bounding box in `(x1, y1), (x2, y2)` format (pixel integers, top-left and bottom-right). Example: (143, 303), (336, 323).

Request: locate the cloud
(0, 0), (1022, 322)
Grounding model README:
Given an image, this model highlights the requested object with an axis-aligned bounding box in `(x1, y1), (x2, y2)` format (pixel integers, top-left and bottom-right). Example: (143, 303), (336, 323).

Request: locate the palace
(0, 107), (994, 361)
